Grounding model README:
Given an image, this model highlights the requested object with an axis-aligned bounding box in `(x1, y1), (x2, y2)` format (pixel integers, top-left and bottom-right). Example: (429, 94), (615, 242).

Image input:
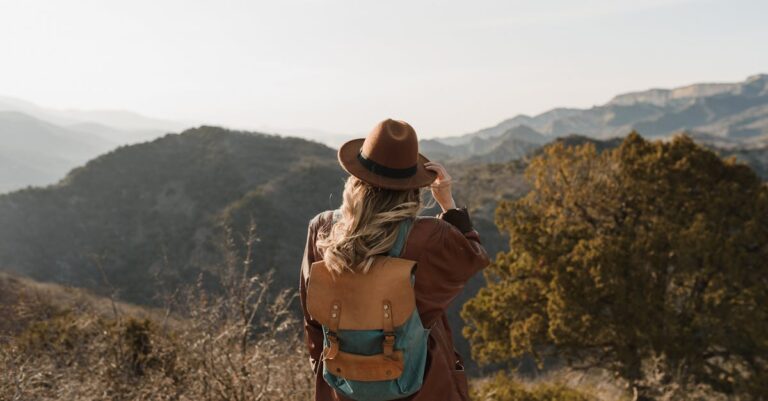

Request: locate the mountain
(0, 126), (343, 303)
(704, 144), (768, 180)
(66, 121), (168, 145)
(438, 109), (581, 147)
(0, 96), (190, 193)
(0, 111), (121, 192)
(255, 125), (353, 148)
(0, 95), (185, 138)
(420, 125), (548, 163)
(2, 125), (764, 371)
(0, 125), (518, 368)
(429, 74), (768, 163)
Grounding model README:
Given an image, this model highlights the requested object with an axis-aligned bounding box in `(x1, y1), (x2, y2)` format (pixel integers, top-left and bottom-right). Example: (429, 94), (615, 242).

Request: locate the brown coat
(299, 207), (491, 401)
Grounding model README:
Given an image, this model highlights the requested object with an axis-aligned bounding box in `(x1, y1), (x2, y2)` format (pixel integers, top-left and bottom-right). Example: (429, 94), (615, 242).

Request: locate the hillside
(0, 261), (311, 400)
(427, 74), (768, 163)
(0, 273), (627, 401)
(0, 271), (171, 338)
(421, 125), (547, 163)
(0, 96), (190, 193)
(0, 95), (184, 137)
(0, 126), (344, 303)
(4, 131), (760, 400)
(0, 125), (527, 369)
(529, 133), (768, 181)
(2, 125), (765, 367)
(0, 111), (120, 193)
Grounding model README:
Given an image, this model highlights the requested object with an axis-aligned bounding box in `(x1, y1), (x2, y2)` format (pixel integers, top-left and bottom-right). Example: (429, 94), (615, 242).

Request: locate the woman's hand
(424, 161), (457, 212)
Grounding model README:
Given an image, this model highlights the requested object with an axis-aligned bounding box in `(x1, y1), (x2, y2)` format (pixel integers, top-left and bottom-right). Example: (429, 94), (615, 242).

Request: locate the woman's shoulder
(308, 209), (336, 232)
(309, 209), (334, 224)
(412, 215), (444, 230)
(413, 211), (470, 236)
(307, 209), (460, 243)
(408, 208), (480, 249)
(406, 216), (452, 248)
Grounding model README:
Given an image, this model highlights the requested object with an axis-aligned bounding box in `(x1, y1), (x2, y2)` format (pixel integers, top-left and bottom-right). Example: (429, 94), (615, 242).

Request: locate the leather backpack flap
(306, 255), (416, 330)
(325, 350), (405, 382)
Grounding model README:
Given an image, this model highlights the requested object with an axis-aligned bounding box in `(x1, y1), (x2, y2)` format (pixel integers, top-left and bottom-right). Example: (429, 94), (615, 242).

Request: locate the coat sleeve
(434, 206), (490, 283)
(299, 214), (325, 374)
(415, 206), (491, 326)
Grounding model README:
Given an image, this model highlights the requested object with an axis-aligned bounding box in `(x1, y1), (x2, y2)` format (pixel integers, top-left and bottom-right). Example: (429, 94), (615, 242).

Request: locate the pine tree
(462, 132), (768, 400)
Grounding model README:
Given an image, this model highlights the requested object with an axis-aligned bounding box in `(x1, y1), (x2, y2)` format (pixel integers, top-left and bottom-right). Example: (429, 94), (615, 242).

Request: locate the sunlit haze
(1, 0), (766, 140)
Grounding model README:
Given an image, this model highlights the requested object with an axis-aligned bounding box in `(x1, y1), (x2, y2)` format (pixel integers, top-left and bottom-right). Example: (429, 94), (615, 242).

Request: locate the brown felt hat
(338, 119), (437, 190)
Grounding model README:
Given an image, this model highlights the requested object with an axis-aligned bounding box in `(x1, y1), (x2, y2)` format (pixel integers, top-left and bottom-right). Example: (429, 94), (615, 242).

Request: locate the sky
(1, 0), (767, 140)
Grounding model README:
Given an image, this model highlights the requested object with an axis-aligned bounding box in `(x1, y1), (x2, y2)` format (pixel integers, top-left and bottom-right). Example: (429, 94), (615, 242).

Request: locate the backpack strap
(323, 301), (342, 360)
(388, 217), (413, 257)
(382, 300), (395, 358)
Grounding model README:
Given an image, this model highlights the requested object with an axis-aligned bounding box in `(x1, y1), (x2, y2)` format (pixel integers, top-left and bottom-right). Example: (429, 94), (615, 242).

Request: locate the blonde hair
(317, 175), (431, 274)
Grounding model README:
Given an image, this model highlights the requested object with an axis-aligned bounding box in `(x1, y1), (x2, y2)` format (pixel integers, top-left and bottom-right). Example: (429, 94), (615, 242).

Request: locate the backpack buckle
(324, 331), (340, 360)
(382, 331), (396, 358)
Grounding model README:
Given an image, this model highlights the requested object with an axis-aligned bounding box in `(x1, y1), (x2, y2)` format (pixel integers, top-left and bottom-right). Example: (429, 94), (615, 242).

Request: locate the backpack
(306, 209), (429, 401)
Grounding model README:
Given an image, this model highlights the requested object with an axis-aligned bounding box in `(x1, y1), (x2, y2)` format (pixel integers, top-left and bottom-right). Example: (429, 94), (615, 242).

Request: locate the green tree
(462, 132), (768, 400)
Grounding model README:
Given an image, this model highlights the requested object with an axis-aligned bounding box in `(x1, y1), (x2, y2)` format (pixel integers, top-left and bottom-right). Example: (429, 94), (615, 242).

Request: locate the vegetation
(0, 126), (344, 303)
(713, 144), (768, 180)
(462, 132), (768, 400)
(3, 126), (768, 400)
(0, 223), (311, 401)
(471, 373), (593, 401)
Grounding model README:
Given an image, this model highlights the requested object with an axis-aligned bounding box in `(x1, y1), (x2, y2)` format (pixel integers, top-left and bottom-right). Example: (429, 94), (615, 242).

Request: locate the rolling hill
(4, 74), (768, 370)
(0, 96), (189, 193)
(0, 111), (121, 192)
(0, 125), (523, 368)
(426, 74), (768, 163)
(420, 125), (548, 163)
(0, 126), (344, 302)
(0, 95), (184, 138)
(2, 124), (766, 372)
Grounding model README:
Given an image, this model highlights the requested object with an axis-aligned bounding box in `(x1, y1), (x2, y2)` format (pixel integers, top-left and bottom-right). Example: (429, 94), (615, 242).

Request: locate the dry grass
(470, 367), (736, 401)
(0, 224), (312, 401)
(1, 222), (740, 401)
(528, 369), (631, 401)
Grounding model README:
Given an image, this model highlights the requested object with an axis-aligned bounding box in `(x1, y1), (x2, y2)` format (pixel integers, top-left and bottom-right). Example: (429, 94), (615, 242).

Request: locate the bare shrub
(0, 222), (312, 401)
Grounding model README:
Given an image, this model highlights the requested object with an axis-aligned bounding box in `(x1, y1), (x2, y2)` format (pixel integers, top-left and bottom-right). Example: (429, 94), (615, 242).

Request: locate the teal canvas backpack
(306, 209), (429, 401)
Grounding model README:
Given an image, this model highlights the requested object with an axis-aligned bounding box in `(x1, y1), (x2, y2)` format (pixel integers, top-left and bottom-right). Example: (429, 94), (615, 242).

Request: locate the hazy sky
(1, 0), (766, 139)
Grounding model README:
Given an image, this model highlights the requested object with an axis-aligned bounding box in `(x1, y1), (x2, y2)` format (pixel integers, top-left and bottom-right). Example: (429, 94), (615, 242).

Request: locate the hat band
(357, 150), (417, 179)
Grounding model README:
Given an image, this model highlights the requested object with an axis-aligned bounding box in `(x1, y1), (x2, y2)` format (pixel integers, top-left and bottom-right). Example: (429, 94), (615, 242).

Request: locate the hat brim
(337, 138), (438, 190)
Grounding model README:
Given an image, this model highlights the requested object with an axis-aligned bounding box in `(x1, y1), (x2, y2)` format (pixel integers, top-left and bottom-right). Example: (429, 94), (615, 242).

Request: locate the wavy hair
(317, 175), (432, 274)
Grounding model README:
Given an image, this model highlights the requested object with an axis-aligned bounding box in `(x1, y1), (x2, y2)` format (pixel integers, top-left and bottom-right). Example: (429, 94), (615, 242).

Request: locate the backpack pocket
(395, 326), (430, 394)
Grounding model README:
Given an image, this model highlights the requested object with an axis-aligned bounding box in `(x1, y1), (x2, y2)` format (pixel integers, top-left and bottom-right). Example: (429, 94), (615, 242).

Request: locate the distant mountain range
(1, 73), (766, 371)
(0, 96), (188, 193)
(0, 96), (184, 138)
(5, 74), (768, 192)
(0, 112), (120, 192)
(423, 74), (768, 163)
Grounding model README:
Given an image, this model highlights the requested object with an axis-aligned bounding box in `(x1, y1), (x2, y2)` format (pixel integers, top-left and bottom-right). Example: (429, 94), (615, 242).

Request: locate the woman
(299, 119), (490, 401)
